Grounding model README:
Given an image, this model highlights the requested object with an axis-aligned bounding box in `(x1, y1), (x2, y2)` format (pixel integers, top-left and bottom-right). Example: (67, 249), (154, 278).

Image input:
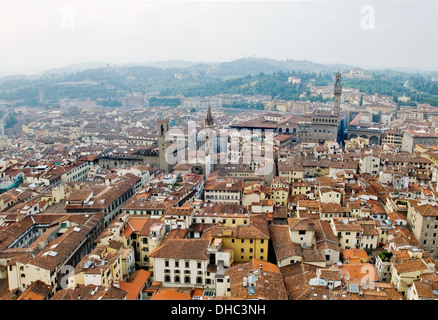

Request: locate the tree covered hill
(0, 57), (437, 106)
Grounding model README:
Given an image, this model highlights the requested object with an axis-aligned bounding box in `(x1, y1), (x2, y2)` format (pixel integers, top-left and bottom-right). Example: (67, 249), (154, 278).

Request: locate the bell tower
(334, 71), (342, 115)
(204, 103), (215, 178)
(205, 103), (214, 128)
(157, 118), (170, 172)
(204, 103), (215, 156)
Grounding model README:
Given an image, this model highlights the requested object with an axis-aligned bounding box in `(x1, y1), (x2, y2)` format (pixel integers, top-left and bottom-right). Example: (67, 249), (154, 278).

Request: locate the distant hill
(42, 61), (111, 75)
(42, 60), (200, 76)
(39, 57), (353, 78)
(214, 57), (353, 77)
(126, 60), (198, 69)
(2, 57), (437, 107)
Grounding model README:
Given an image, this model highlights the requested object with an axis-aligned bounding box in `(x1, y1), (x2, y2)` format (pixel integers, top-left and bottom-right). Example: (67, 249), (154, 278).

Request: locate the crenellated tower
(333, 71), (342, 115)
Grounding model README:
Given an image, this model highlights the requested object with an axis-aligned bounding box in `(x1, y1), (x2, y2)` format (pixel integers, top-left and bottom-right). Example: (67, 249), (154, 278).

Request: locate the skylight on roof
(349, 284), (359, 293)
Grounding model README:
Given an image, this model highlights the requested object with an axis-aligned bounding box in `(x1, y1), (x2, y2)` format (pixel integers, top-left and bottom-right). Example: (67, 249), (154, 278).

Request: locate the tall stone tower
(333, 71), (342, 115)
(157, 118), (170, 172)
(205, 103), (215, 155)
(204, 103), (215, 178)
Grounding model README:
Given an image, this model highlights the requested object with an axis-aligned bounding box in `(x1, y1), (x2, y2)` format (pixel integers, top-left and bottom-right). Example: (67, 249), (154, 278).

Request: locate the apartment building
(150, 239), (211, 288)
(69, 246), (123, 288)
(216, 259), (288, 299)
(401, 128), (438, 153)
(391, 258), (434, 297)
(330, 218), (378, 253)
(406, 199), (438, 258)
(204, 178), (243, 204)
(6, 213), (105, 294)
(65, 173), (140, 227)
(287, 218), (315, 248)
(210, 214), (269, 263)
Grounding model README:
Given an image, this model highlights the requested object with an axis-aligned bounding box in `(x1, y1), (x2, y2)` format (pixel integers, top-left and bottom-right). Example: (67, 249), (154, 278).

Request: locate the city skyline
(1, 59), (438, 302)
(2, 0), (438, 305)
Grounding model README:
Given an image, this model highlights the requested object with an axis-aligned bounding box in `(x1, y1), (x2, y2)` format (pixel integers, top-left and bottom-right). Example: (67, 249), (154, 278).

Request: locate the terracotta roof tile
(150, 239), (210, 260)
(119, 269), (151, 300)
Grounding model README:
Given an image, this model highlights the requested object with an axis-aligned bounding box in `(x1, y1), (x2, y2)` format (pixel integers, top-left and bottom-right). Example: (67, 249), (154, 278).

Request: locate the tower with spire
(205, 102), (214, 128)
(204, 102), (215, 178)
(333, 70), (342, 115)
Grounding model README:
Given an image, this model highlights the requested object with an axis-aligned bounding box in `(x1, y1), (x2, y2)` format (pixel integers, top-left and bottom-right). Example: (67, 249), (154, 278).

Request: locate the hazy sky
(0, 0), (437, 76)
